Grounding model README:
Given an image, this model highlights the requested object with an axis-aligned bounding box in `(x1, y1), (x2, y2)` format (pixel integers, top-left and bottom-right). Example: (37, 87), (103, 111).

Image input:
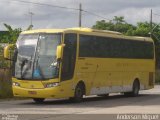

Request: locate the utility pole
(79, 3), (82, 27)
(29, 11), (34, 29)
(150, 9), (153, 34)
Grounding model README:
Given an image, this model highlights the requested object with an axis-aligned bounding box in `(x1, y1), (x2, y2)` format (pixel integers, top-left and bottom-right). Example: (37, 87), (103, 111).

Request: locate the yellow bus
(4, 28), (155, 103)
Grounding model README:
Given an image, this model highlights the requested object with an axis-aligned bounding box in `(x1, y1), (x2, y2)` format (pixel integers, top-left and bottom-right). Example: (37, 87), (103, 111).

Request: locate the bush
(0, 46), (13, 98)
(0, 69), (13, 98)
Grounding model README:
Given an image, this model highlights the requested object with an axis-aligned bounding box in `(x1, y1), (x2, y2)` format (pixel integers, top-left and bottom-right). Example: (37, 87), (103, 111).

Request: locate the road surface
(0, 85), (160, 120)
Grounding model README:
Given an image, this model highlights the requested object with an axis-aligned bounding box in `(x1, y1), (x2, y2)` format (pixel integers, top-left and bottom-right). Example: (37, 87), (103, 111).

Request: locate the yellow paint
(4, 44), (14, 59)
(12, 27), (155, 99)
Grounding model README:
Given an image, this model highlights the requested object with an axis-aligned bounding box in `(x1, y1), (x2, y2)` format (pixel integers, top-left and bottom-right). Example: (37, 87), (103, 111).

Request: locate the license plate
(28, 91), (37, 95)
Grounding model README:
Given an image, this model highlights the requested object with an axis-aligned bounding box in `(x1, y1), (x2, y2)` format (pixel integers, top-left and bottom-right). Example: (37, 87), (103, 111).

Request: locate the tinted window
(79, 35), (154, 59)
(61, 33), (77, 81)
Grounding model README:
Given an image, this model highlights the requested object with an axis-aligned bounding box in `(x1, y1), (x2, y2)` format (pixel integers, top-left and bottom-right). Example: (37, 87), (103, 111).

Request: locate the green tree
(92, 16), (160, 38)
(26, 24), (33, 30)
(113, 16), (125, 24)
(1, 24), (22, 43)
(0, 24), (34, 43)
(92, 16), (136, 34)
(92, 20), (114, 30)
(132, 22), (151, 37)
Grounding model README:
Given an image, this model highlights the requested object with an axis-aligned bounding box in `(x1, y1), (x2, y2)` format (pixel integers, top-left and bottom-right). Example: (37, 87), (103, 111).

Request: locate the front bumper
(13, 86), (61, 98)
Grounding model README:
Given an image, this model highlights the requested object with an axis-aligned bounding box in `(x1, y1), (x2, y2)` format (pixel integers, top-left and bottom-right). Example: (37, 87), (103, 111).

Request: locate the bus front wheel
(33, 98), (45, 103)
(70, 83), (85, 102)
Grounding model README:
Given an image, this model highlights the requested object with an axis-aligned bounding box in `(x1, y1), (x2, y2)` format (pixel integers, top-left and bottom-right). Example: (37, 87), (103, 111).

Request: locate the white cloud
(0, 0), (160, 30)
(106, 7), (151, 25)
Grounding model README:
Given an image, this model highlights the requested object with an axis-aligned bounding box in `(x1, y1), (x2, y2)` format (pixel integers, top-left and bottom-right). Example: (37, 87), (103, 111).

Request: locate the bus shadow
(20, 93), (160, 108)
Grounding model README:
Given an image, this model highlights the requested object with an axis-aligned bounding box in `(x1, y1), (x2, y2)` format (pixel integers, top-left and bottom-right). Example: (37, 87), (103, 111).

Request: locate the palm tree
(113, 16), (125, 24)
(3, 23), (22, 43)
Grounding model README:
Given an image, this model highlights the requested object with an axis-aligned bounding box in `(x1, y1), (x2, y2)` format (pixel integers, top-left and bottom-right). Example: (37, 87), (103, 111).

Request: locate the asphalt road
(0, 86), (160, 120)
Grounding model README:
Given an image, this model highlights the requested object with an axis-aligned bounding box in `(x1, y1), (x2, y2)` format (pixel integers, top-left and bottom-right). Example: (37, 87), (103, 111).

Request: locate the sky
(0, 0), (160, 30)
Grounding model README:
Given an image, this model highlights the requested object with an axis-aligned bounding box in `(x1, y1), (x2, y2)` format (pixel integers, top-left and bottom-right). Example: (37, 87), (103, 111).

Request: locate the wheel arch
(133, 78), (140, 89)
(76, 80), (86, 95)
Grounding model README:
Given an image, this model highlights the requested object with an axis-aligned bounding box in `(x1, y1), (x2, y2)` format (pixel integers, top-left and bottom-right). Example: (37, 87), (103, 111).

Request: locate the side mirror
(4, 44), (15, 60)
(56, 44), (65, 60)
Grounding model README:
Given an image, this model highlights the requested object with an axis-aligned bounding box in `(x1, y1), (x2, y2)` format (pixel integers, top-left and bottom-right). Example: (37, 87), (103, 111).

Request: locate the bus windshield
(14, 33), (61, 80)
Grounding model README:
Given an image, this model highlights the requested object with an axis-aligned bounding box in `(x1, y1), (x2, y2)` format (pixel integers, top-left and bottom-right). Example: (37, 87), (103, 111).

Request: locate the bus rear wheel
(124, 80), (140, 97)
(132, 80), (140, 96)
(33, 98), (45, 103)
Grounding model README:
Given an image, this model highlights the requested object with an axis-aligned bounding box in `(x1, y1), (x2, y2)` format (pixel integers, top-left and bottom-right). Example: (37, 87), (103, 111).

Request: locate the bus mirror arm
(57, 58), (62, 62)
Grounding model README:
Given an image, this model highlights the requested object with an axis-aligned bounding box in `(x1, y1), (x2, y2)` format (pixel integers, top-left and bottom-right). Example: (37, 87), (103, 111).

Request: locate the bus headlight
(45, 82), (59, 88)
(12, 82), (20, 87)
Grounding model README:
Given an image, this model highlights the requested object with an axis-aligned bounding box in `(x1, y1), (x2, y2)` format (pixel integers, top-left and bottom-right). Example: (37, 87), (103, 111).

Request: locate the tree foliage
(0, 24), (22, 43)
(0, 23), (34, 43)
(92, 16), (160, 44)
(93, 16), (136, 35)
(93, 17), (152, 34)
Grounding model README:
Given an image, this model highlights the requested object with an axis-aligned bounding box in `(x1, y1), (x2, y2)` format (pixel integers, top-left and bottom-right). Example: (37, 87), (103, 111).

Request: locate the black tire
(124, 80), (140, 97)
(71, 83), (85, 103)
(33, 98), (45, 103)
(132, 80), (140, 96)
(97, 94), (109, 97)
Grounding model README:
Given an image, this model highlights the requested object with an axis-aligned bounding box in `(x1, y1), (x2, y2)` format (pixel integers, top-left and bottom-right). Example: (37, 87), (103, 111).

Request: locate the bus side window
(61, 33), (77, 81)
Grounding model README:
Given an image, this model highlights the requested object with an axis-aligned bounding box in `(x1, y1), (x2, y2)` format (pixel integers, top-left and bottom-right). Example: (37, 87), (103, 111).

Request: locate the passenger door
(59, 33), (77, 97)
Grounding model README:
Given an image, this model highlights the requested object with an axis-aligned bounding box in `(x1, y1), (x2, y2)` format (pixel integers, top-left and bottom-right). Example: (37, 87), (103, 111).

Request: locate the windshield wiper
(20, 56), (32, 79)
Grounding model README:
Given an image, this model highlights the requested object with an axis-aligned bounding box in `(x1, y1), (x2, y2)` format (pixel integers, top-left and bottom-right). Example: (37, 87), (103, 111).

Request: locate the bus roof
(21, 27), (153, 42)
(22, 27), (122, 35)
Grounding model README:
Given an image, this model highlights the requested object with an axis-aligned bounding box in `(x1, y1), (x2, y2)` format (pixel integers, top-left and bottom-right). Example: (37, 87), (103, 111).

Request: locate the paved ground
(0, 86), (160, 120)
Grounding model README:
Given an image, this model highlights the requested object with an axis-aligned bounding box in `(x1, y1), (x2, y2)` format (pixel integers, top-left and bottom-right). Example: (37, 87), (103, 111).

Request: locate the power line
(82, 10), (111, 21)
(7, 0), (112, 27)
(10, 0), (79, 11)
(9, 0), (111, 21)
(153, 13), (160, 17)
